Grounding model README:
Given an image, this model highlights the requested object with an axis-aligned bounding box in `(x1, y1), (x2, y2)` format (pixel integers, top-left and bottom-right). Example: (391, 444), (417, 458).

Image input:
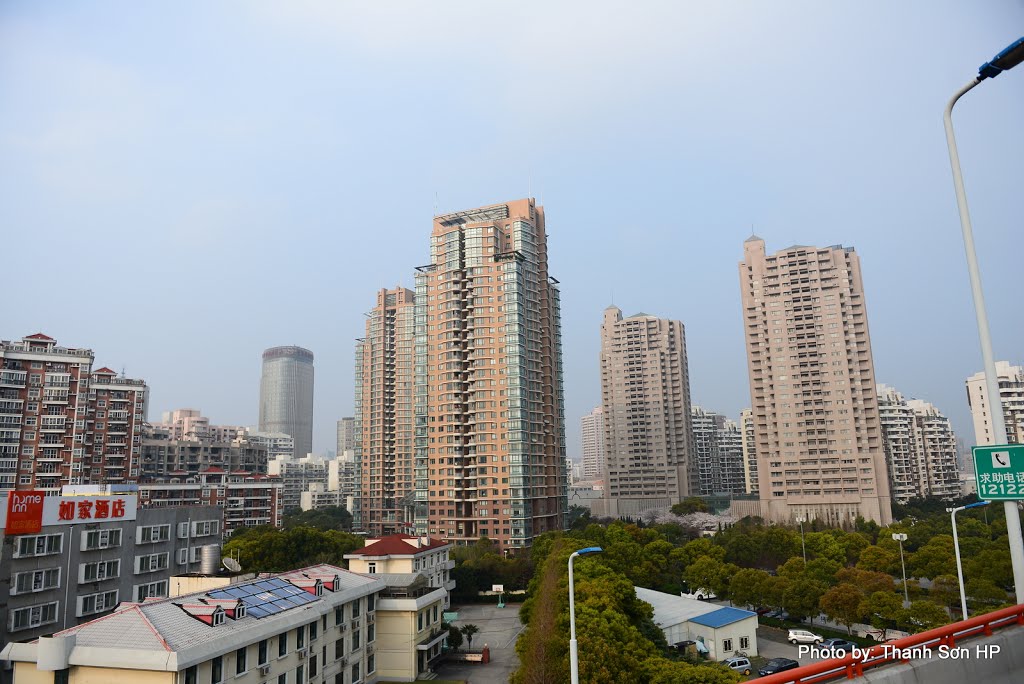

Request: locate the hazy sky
(2, 2), (1022, 458)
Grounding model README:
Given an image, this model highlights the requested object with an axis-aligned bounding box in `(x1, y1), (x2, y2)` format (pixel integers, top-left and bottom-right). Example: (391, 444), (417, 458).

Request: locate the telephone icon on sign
(993, 451), (1011, 468)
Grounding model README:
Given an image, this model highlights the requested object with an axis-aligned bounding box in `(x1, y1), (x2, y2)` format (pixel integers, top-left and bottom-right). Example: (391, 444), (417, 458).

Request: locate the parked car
(758, 658), (800, 676)
(820, 638), (857, 654)
(754, 607), (773, 616)
(723, 656), (751, 676)
(764, 609), (790, 620)
(788, 629), (823, 644)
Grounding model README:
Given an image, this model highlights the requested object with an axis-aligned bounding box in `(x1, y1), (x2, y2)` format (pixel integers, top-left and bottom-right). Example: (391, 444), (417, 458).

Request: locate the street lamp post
(569, 546), (603, 684)
(943, 36), (1024, 606)
(795, 516), (807, 564)
(948, 501), (990, 619)
(892, 533), (910, 607)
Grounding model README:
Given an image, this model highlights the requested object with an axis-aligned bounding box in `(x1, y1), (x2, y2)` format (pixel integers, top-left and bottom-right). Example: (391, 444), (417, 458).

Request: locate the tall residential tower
(354, 287), (416, 536)
(739, 238), (892, 525)
(580, 406), (606, 481)
(258, 346), (314, 459)
(600, 307), (693, 517)
(413, 198), (567, 549)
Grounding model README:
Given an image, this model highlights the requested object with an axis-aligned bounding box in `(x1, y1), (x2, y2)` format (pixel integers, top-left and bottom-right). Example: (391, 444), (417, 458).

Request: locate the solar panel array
(208, 577), (319, 619)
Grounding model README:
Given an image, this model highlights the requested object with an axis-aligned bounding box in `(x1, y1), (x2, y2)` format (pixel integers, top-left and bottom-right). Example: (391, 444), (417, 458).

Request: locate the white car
(788, 629), (823, 645)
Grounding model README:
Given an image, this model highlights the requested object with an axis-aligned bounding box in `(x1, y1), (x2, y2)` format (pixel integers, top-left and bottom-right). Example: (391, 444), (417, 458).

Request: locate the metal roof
(689, 606), (757, 628)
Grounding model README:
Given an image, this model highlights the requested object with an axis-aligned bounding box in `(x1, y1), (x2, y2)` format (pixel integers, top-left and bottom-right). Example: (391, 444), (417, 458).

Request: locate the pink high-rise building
(739, 238), (892, 525)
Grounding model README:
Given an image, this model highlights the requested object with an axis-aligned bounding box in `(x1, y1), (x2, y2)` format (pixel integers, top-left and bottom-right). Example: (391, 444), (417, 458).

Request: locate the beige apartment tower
(580, 406), (606, 480)
(355, 287), (416, 536)
(413, 198), (567, 549)
(739, 238), (892, 525)
(966, 361), (1024, 446)
(600, 307), (693, 517)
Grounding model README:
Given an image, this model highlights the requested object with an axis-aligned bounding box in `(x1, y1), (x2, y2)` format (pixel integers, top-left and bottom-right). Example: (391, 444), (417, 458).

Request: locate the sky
(2, 1), (1023, 459)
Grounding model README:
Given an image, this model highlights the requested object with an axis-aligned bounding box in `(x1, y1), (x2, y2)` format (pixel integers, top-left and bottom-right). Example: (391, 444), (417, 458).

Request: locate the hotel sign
(5, 490), (45, 534)
(1, 493), (138, 533)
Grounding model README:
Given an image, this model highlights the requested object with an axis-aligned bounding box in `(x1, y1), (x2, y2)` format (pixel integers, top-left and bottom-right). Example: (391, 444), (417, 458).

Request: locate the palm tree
(460, 624), (480, 650)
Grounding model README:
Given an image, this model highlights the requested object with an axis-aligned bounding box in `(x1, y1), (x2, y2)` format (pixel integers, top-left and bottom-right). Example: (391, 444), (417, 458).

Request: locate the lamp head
(577, 546), (603, 556)
(979, 37), (1024, 80)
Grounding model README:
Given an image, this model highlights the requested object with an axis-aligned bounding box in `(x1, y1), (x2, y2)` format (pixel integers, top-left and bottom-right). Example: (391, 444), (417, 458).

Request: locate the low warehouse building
(634, 587), (759, 660)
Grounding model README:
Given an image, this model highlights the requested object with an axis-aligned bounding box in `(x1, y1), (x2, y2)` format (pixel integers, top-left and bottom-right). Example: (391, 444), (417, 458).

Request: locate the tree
(909, 537), (957, 579)
(447, 624), (463, 651)
(860, 591), (903, 640)
(928, 575), (960, 612)
(856, 545), (898, 574)
(223, 527), (363, 571)
(903, 601), (949, 632)
(819, 584), (866, 635)
(835, 568), (896, 595)
(460, 624), (480, 650)
(965, 578), (1010, 611)
(729, 568), (771, 609)
(671, 497), (708, 516)
(282, 505), (352, 531)
(783, 578), (828, 622)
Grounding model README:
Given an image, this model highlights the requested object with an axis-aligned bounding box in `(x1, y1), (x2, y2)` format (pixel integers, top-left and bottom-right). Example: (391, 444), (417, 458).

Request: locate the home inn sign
(2, 490), (137, 534)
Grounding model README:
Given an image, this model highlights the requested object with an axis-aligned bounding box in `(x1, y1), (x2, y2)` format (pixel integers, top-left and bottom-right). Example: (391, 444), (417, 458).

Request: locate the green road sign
(973, 444), (1024, 500)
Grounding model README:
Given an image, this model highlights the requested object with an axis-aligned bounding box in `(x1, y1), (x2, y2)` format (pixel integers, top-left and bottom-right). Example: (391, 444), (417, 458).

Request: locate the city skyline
(3, 3), (1023, 460)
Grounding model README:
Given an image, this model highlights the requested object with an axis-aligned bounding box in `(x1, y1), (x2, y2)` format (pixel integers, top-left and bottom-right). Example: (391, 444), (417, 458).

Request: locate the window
(366, 594), (375, 612)
(351, 663), (360, 683)
(367, 654), (375, 674)
(212, 656), (223, 684)
(185, 666), (197, 684)
(740, 636), (750, 650)
(235, 647), (247, 675)
(80, 559), (120, 583)
(296, 625), (305, 649)
(351, 629), (360, 650)
(367, 562), (376, 574)
(309, 621), (317, 641)
(192, 520), (218, 537)
(335, 606), (343, 625)
(82, 529), (121, 550)
(352, 599), (361, 618)
(296, 666), (303, 684)
(258, 640), (268, 666)
(277, 675), (286, 684)
(278, 632), (288, 658)
(308, 655), (317, 678)
(137, 524), (170, 544)
(12, 568), (60, 595)
(134, 580), (168, 602)
(77, 589), (118, 617)
(367, 623), (375, 643)
(723, 638), (733, 652)
(334, 639), (344, 659)
(9, 602), (59, 632)
(15, 534), (63, 558)
(135, 552), (170, 574)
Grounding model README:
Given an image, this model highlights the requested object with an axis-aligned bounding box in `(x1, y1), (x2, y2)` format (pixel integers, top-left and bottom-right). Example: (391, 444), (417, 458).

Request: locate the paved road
(436, 603), (525, 684)
(757, 625), (816, 666)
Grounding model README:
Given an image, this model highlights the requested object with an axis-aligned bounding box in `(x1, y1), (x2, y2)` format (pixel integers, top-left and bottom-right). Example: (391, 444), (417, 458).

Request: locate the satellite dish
(223, 557), (242, 573)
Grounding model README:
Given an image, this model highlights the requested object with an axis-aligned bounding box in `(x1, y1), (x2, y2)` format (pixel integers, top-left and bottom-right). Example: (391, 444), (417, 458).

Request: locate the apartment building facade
(412, 199), (568, 549)
(355, 287), (417, 536)
(600, 307), (693, 518)
(140, 424), (269, 479)
(966, 361), (1024, 446)
(740, 408), (758, 494)
(0, 489), (220, 651)
(138, 470), (281, 535)
(259, 346), (315, 459)
(877, 384), (961, 502)
(739, 238), (892, 525)
(268, 454), (329, 512)
(580, 406), (606, 481)
(345, 533), (455, 609)
(0, 334), (148, 493)
(2, 562), (448, 684)
(691, 407), (746, 496)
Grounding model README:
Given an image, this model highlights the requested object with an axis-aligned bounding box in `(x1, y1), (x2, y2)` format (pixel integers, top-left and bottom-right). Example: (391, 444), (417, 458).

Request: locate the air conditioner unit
(259, 665), (271, 676)
(297, 648), (307, 660)
(339, 657), (347, 666)
(339, 624), (347, 632)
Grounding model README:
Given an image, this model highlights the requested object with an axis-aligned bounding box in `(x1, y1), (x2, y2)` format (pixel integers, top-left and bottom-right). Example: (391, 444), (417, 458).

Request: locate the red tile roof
(348, 534), (449, 557)
(24, 333), (54, 340)
(93, 367), (117, 375)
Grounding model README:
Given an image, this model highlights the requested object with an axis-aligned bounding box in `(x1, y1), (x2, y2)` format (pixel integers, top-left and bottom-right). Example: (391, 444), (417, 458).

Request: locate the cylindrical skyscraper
(259, 346), (314, 459)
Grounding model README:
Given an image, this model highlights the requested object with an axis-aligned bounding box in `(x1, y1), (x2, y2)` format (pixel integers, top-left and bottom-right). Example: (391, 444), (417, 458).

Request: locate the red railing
(756, 604), (1024, 684)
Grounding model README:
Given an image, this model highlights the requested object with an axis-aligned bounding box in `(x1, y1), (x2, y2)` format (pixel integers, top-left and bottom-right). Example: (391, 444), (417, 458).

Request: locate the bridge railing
(756, 603), (1024, 684)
